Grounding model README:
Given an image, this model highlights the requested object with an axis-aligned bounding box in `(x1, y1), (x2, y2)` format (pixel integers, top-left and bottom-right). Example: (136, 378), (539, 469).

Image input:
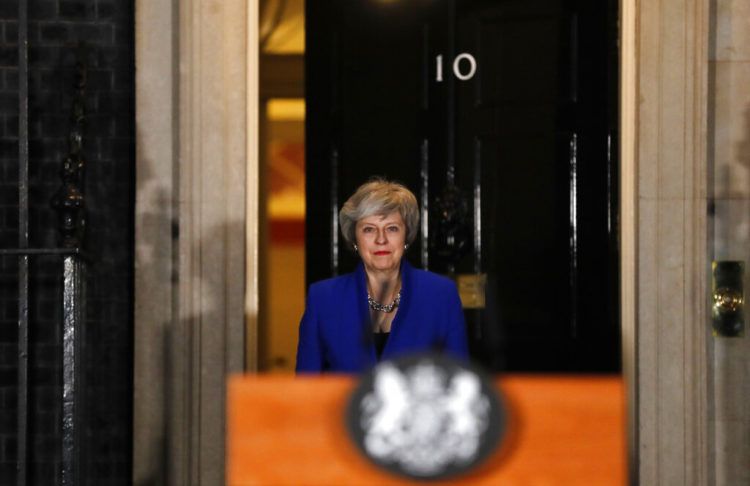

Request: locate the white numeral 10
(436, 53), (477, 82)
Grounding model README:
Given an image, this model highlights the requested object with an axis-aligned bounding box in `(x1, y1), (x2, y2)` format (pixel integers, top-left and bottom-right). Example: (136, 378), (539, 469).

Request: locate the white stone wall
(631, 0), (712, 482)
(709, 0), (750, 483)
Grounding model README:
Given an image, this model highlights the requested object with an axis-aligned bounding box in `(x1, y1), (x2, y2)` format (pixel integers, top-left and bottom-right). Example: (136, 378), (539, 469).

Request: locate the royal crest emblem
(346, 353), (506, 480)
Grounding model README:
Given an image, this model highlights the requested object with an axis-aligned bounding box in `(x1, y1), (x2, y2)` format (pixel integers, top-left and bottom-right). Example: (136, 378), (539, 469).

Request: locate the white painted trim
(619, 0), (638, 482)
(246, 0), (260, 373)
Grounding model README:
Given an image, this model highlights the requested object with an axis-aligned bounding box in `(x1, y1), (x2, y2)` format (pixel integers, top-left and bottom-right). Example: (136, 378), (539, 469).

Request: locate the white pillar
(626, 0), (712, 483)
(134, 0), (258, 483)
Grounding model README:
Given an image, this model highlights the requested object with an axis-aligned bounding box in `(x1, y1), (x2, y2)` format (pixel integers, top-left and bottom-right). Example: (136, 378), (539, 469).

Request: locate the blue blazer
(295, 260), (469, 373)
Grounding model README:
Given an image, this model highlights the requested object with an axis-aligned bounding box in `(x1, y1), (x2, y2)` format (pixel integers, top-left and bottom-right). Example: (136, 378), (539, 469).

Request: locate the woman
(296, 178), (468, 373)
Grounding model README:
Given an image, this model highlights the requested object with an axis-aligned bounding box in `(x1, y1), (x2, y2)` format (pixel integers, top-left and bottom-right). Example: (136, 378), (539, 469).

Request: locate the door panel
(306, 0), (619, 372)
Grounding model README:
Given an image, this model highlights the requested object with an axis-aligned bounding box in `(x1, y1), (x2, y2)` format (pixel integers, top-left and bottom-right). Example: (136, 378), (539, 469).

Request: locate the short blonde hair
(339, 178), (419, 247)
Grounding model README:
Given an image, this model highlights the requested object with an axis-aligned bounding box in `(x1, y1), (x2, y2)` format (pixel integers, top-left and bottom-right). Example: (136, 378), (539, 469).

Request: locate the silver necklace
(368, 290), (401, 313)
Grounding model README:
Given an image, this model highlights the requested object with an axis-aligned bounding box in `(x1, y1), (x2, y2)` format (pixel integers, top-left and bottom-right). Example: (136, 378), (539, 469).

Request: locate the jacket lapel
(354, 263), (376, 363)
(380, 259), (413, 360)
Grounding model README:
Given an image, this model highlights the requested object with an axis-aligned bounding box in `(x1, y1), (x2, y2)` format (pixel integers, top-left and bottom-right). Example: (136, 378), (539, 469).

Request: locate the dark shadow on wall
(133, 120), (245, 485)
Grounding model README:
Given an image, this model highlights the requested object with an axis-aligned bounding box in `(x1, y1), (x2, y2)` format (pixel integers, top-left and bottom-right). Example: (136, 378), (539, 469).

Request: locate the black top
(373, 332), (390, 360)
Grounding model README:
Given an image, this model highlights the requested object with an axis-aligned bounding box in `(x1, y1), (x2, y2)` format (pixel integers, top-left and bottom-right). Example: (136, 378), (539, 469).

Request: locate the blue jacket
(295, 260), (469, 373)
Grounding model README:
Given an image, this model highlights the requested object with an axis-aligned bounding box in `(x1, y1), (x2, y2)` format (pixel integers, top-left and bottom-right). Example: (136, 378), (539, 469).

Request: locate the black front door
(305, 0), (620, 372)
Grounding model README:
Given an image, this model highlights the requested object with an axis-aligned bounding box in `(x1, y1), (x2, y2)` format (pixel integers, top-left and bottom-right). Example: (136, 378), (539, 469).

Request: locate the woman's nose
(376, 229), (387, 243)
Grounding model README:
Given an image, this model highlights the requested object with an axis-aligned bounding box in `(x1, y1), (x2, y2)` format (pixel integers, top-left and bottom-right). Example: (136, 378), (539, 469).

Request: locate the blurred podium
(228, 375), (625, 485)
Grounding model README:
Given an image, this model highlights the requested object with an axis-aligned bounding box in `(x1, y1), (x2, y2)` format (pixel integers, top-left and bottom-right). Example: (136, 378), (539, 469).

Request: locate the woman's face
(355, 211), (406, 274)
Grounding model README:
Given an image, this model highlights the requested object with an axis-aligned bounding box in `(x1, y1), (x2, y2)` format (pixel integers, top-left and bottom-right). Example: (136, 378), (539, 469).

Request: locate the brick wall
(0, 0), (133, 484)
(0, 1), (23, 482)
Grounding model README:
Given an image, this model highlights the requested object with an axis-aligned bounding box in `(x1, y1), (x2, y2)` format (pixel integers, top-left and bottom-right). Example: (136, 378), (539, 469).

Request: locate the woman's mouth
(373, 251), (391, 256)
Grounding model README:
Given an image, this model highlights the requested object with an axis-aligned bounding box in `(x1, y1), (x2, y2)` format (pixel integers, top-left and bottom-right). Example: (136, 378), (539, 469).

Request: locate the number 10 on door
(436, 53), (477, 82)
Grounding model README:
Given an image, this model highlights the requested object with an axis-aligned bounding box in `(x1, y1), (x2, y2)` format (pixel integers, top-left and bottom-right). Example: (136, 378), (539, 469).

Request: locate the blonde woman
(296, 179), (468, 372)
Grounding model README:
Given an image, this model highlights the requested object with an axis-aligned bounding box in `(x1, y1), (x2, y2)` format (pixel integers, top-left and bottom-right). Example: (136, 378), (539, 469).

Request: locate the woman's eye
(362, 227), (374, 233)
(387, 226), (400, 232)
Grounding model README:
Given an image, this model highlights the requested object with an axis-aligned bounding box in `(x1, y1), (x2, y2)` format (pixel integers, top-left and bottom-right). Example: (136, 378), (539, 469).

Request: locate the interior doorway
(259, 0), (306, 371)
